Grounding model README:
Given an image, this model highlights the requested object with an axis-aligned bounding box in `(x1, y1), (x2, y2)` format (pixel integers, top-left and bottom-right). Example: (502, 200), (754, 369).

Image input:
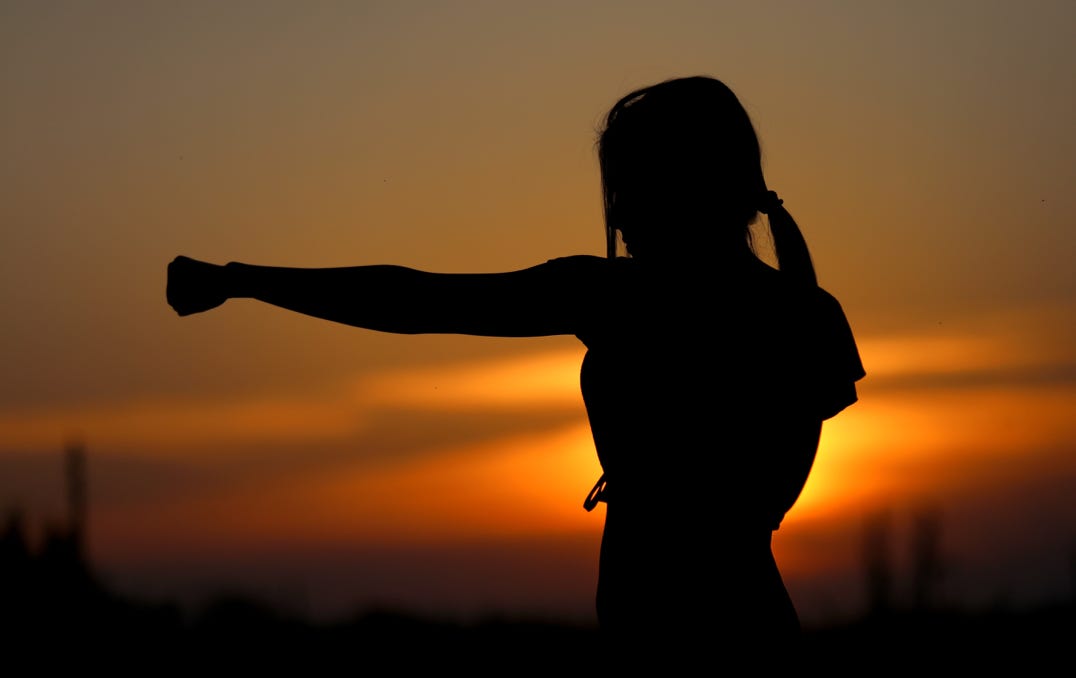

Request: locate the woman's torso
(563, 253), (860, 634)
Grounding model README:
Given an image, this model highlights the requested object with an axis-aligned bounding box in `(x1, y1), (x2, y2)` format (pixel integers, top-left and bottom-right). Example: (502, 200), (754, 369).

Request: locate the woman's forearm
(222, 261), (576, 337)
(224, 262), (451, 334)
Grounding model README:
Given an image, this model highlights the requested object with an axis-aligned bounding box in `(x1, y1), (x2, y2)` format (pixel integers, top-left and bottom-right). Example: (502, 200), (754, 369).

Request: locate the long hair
(597, 76), (817, 286)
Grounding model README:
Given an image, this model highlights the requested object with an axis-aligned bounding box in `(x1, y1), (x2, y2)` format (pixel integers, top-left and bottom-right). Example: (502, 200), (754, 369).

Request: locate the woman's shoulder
(746, 258), (845, 308)
(538, 254), (638, 285)
(542, 254), (620, 270)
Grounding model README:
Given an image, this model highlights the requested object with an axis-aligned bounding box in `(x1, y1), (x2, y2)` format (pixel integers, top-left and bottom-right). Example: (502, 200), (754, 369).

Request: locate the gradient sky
(2, 0), (1075, 625)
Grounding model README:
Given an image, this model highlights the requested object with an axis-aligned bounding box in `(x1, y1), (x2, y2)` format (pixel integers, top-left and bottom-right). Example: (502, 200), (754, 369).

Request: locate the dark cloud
(0, 405), (587, 513)
(863, 364), (1076, 393)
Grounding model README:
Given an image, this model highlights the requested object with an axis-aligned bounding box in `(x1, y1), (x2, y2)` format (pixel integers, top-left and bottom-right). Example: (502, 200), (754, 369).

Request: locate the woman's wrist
(223, 261), (252, 299)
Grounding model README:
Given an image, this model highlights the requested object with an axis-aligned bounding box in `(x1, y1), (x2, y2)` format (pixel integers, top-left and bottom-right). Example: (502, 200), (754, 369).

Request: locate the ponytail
(760, 190), (817, 287)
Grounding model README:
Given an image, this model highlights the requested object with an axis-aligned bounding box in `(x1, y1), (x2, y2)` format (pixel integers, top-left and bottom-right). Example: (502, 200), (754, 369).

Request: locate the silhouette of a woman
(167, 76), (865, 649)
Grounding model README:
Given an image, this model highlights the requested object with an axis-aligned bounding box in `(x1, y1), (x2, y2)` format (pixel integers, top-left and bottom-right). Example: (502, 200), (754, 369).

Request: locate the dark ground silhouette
(2, 503), (1071, 670)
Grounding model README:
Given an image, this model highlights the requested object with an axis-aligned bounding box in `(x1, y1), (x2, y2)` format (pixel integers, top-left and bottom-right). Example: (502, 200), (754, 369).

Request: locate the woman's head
(597, 76), (817, 285)
(598, 77), (763, 259)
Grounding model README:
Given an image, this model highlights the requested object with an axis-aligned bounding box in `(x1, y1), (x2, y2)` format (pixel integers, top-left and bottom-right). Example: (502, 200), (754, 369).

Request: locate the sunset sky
(2, 1), (1074, 626)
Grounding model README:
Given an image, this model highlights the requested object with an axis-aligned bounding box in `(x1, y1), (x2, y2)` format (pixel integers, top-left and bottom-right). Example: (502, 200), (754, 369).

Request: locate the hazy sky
(2, 1), (1074, 624)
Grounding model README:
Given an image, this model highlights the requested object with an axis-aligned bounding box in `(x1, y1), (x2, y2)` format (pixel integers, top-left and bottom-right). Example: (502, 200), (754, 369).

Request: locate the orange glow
(11, 315), (1076, 621)
(2, 348), (588, 454)
(860, 310), (1074, 378)
(94, 423), (604, 562)
(353, 347), (587, 410)
(864, 334), (1011, 377)
(0, 392), (369, 452)
(790, 347), (1076, 526)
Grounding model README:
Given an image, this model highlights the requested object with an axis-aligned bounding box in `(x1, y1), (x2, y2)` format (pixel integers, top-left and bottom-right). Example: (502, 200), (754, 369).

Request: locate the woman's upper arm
(347, 255), (608, 338)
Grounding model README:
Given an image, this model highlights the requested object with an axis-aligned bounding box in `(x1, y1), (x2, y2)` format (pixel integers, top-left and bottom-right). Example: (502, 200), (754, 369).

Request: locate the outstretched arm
(166, 255), (592, 338)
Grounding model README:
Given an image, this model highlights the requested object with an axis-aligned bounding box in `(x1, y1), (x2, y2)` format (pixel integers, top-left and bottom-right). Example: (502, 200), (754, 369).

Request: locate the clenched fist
(167, 256), (229, 316)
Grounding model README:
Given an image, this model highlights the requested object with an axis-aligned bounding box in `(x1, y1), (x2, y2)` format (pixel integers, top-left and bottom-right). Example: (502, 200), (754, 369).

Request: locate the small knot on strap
(583, 473), (607, 512)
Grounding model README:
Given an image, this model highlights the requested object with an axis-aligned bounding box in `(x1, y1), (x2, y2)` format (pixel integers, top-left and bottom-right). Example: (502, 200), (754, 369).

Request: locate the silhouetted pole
(910, 509), (945, 612)
(1069, 536), (1076, 605)
(862, 510), (895, 618)
(65, 440), (87, 558)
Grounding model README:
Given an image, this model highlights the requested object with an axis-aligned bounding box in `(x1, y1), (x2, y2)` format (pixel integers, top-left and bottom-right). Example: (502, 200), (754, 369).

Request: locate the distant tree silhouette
(862, 510), (895, 617)
(909, 507), (945, 612)
(1069, 535), (1076, 604)
(0, 509), (33, 626)
(65, 440), (88, 559)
